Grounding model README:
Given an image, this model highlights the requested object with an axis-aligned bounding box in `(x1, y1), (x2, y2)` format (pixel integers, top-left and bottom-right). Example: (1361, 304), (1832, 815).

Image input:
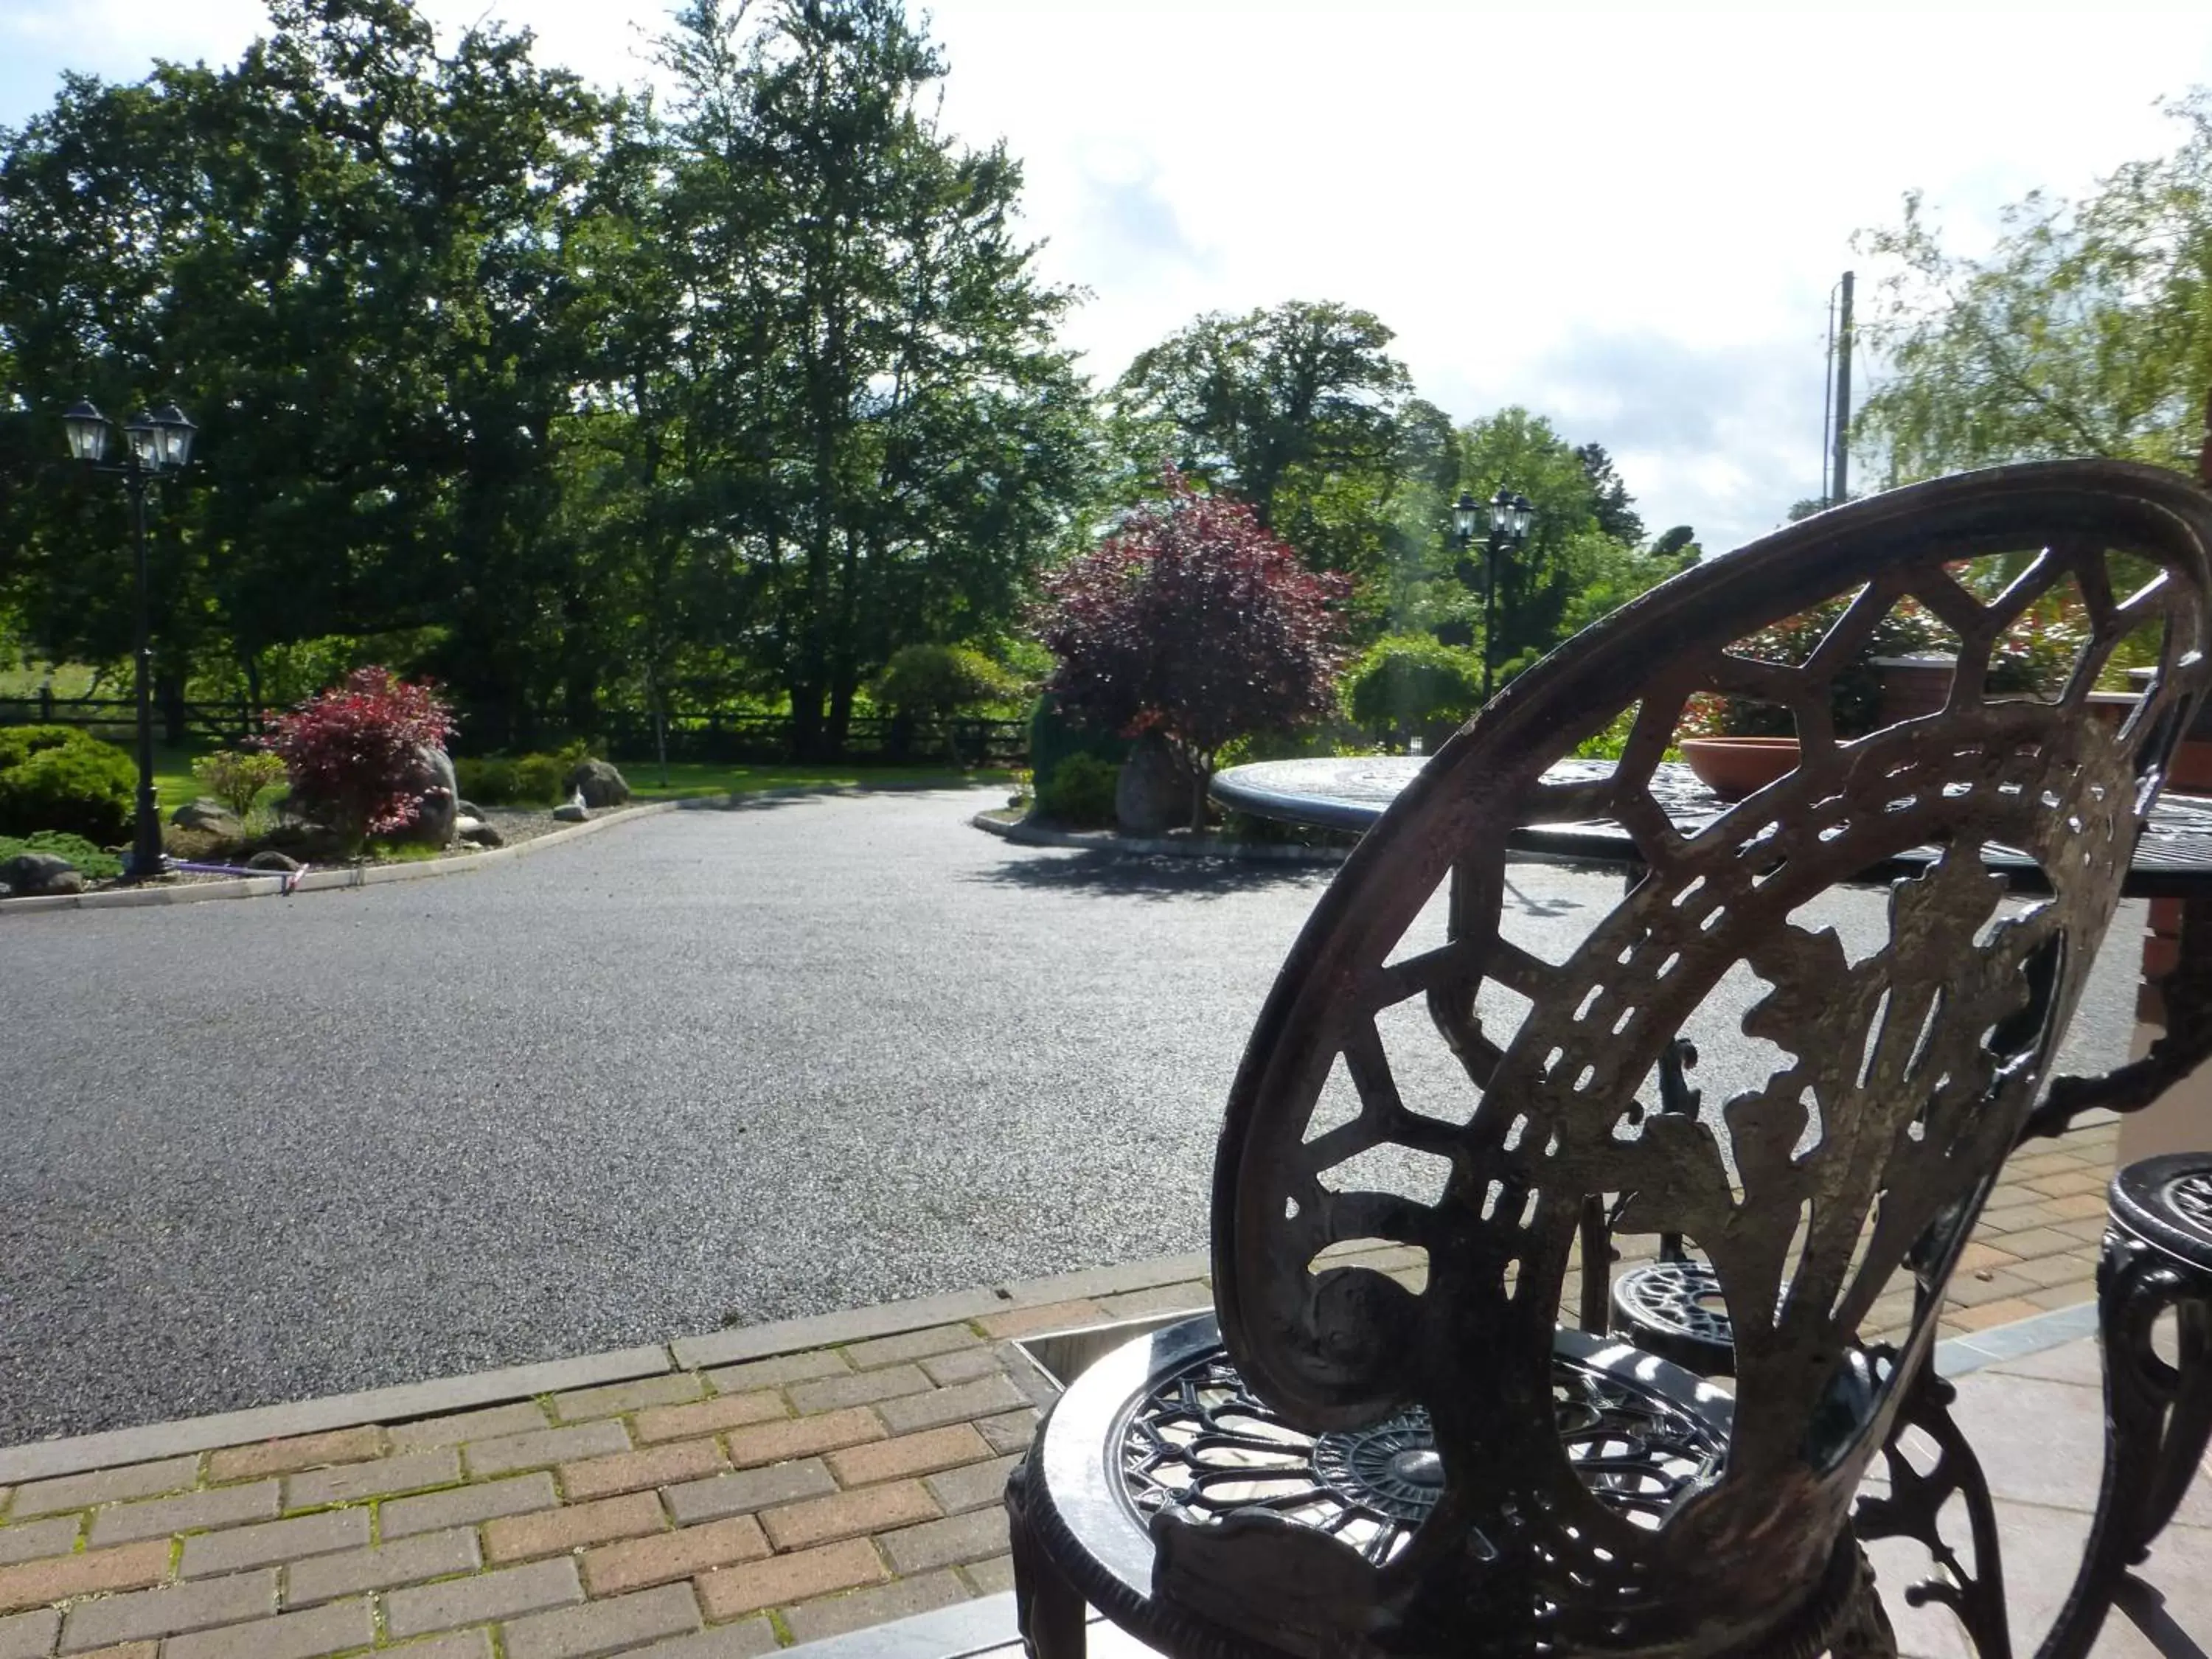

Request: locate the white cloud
(6, 0), (2211, 551)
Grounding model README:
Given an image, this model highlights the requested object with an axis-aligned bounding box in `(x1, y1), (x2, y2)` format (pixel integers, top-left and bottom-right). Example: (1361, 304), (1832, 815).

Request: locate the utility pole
(1830, 270), (1854, 506)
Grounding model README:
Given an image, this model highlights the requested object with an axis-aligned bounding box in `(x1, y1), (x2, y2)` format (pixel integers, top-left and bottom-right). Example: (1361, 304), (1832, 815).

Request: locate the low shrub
(1034, 751), (1119, 827)
(0, 725), (136, 841)
(454, 740), (582, 807)
(192, 748), (288, 820)
(0, 829), (124, 880)
(1343, 635), (1485, 751)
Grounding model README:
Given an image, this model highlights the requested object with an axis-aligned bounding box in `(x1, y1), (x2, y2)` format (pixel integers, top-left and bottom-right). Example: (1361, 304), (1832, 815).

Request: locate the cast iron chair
(1006, 460), (2212, 1659)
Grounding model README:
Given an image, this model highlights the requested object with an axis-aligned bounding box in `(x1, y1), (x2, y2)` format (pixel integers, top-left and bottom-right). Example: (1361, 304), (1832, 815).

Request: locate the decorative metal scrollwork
(1121, 1349), (1727, 1568)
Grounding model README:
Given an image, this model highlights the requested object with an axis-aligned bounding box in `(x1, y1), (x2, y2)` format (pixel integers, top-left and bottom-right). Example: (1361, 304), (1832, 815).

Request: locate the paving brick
(961, 1555), (1015, 1596)
(551, 1375), (705, 1423)
(877, 1377), (1028, 1436)
(827, 1426), (990, 1490)
(1953, 1241), (2022, 1274)
(484, 1492), (665, 1563)
(502, 1585), (700, 1659)
(975, 1411), (1040, 1455)
(923, 1455), (1023, 1516)
(381, 1472), (560, 1539)
(917, 1349), (1006, 1388)
(380, 1633), (492, 1659)
(1093, 1283), (1211, 1321)
(692, 1538), (886, 1621)
(840, 1327), (978, 1370)
(581, 1518), (768, 1597)
(880, 1509), (1009, 1575)
(1944, 1296), (2045, 1332)
(975, 1301), (1105, 1341)
(163, 1598), (374, 1659)
(285, 1450), (460, 1509)
(664, 1462), (835, 1527)
(2025, 1168), (2108, 1199)
(559, 1440), (726, 1503)
(781, 1569), (967, 1645)
(0, 1610), (57, 1659)
(2006, 1254), (2096, 1290)
(787, 1367), (932, 1416)
(389, 1403), (552, 1451)
(0, 1518), (80, 1568)
(67, 1645), (152, 1659)
(1978, 1224), (2076, 1258)
(702, 1352), (848, 1394)
(631, 1395), (785, 1447)
(466, 1422), (630, 1480)
(1947, 1269), (2047, 1308)
(9, 1459), (198, 1520)
(284, 1527), (481, 1607)
(385, 1559), (583, 1639)
(2025, 1284), (2093, 1312)
(0, 1541), (170, 1615)
(88, 1481), (278, 1547)
(2045, 1192), (2111, 1221)
(760, 1481), (937, 1553)
(723, 1411), (883, 1472)
(208, 1428), (386, 1484)
(613, 1618), (779, 1659)
(179, 1509), (369, 1576)
(57, 1569), (276, 1652)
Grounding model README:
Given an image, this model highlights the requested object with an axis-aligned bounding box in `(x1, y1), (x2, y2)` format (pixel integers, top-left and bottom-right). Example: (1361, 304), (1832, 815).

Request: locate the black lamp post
(62, 397), (197, 881)
(1453, 487), (1534, 701)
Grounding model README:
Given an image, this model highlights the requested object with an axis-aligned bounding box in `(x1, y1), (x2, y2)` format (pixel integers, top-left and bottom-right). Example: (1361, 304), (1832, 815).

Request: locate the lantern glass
(1512, 493), (1534, 539)
(150, 403), (196, 470)
(1489, 488), (1513, 537)
(1452, 491), (1478, 542)
(63, 399), (109, 464)
(124, 411), (161, 470)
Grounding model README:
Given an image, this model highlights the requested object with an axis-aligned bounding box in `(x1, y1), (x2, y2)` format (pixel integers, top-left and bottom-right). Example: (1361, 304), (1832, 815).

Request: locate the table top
(1211, 754), (2212, 897)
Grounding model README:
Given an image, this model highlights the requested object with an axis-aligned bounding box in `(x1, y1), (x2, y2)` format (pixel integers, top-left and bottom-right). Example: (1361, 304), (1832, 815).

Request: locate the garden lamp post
(1453, 487), (1534, 701)
(62, 397), (197, 881)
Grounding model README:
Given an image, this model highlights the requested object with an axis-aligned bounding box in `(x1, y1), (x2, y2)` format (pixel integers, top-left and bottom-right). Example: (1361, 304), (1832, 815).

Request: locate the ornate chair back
(1200, 462), (2212, 1653)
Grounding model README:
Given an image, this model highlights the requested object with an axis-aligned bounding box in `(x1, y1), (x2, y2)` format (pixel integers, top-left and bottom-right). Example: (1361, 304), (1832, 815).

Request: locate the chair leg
(2136, 1296), (2212, 1546)
(2034, 1229), (2201, 1659)
(1826, 1549), (1900, 1659)
(1006, 1461), (1087, 1659)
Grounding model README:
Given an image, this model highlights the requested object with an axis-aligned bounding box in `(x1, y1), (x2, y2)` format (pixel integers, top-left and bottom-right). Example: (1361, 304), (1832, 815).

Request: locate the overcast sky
(5, 0), (2211, 550)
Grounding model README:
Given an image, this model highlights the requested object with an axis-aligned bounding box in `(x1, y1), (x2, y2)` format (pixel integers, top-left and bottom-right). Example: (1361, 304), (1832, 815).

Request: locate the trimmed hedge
(0, 726), (136, 842)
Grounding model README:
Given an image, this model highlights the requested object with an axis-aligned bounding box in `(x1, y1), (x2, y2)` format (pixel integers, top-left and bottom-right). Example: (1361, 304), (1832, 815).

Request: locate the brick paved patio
(0, 1119), (2130, 1659)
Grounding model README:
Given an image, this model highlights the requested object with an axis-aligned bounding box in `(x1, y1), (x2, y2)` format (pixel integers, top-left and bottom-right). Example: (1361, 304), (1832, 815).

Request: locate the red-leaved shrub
(1040, 470), (1349, 827)
(269, 668), (456, 852)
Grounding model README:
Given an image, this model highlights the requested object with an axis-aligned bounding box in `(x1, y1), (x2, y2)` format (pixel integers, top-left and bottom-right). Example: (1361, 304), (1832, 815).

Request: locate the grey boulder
(171, 798), (243, 836)
(565, 758), (631, 808)
(456, 817), (505, 847)
(1, 852), (84, 897)
(1115, 732), (1188, 837)
(246, 850), (304, 872)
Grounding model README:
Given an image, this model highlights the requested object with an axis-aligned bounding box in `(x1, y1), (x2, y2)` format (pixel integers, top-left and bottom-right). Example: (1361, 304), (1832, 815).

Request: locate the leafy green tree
(1343, 633), (1484, 752)
(1857, 91), (2212, 482)
(1113, 301), (1411, 533)
(1576, 442), (1645, 544)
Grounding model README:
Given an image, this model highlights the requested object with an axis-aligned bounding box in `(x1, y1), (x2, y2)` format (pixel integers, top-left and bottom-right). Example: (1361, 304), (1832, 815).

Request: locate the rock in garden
(0, 852), (83, 897)
(455, 817), (505, 847)
(565, 757), (630, 807)
(246, 850), (303, 872)
(552, 791), (590, 824)
(392, 744), (459, 845)
(171, 798), (244, 836)
(455, 799), (485, 821)
(1115, 732), (1187, 837)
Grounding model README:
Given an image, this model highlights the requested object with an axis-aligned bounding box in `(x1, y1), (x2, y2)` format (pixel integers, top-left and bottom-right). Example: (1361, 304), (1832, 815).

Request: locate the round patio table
(1211, 753), (2212, 900)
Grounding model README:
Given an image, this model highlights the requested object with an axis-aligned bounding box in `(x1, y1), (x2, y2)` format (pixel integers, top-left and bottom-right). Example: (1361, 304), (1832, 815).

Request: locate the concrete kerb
(0, 782), (1004, 917)
(0, 1250), (1214, 1484)
(972, 810), (1348, 864)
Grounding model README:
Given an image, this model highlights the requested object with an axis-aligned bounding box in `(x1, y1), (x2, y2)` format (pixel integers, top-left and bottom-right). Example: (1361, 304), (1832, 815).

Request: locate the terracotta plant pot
(1678, 737), (1801, 801)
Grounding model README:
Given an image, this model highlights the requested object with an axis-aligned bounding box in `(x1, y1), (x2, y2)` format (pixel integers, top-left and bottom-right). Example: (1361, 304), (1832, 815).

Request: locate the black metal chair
(2038, 1152), (2212, 1659)
(1006, 461), (2212, 1659)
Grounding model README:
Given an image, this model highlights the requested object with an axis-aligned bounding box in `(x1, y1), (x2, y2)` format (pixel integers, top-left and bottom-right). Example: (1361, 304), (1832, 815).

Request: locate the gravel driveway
(0, 789), (2145, 1441)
